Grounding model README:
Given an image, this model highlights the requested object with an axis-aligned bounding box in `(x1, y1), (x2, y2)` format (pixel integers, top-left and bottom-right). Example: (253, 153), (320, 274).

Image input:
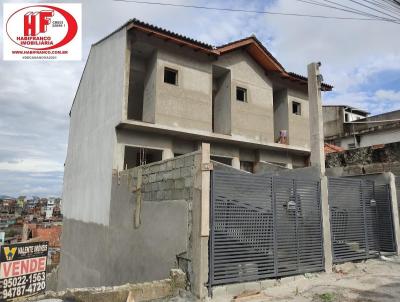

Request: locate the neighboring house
(60, 19), (332, 289)
(323, 105), (400, 149)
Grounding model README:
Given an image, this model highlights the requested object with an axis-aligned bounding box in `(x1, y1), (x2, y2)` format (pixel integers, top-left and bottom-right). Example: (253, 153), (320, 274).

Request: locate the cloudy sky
(0, 0), (399, 197)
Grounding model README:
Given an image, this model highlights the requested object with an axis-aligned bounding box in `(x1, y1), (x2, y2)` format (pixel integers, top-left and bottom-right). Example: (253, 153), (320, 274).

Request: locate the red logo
(6, 5), (78, 50)
(24, 10), (54, 36)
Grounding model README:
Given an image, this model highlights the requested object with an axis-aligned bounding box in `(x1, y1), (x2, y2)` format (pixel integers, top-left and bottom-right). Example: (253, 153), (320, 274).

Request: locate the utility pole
(308, 62), (332, 273)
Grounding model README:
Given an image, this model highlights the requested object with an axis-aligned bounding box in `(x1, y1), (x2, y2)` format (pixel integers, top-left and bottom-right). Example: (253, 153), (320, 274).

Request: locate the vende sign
(0, 242), (48, 301)
(0, 257), (47, 278)
(3, 3), (81, 60)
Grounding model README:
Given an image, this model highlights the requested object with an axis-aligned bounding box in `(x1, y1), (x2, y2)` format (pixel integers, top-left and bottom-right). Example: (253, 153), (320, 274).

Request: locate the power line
(346, 0), (400, 20)
(297, 0), (398, 21)
(358, 0), (400, 18)
(112, 0), (399, 22)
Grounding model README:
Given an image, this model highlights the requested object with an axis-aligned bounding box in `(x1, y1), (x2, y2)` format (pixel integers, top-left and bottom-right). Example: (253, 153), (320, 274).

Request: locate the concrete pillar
(201, 143), (211, 237)
(162, 148), (174, 160)
(388, 173), (400, 255)
(285, 162), (293, 169)
(232, 156), (240, 170)
(191, 142), (211, 299)
(308, 62), (326, 175)
(113, 143), (125, 171)
(320, 176), (333, 272)
(308, 62), (332, 272)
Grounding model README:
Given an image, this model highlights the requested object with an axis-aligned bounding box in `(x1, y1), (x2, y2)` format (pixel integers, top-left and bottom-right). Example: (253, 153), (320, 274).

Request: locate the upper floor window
(164, 67), (178, 85)
(292, 101), (301, 115)
(236, 87), (247, 102)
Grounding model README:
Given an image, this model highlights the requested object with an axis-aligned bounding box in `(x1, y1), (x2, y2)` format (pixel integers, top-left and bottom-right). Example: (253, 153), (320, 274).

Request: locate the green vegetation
(318, 292), (336, 302)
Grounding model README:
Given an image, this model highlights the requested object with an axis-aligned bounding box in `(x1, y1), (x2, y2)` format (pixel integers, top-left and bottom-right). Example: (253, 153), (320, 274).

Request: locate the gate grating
(375, 184), (396, 253)
(329, 178), (382, 263)
(209, 170), (324, 288)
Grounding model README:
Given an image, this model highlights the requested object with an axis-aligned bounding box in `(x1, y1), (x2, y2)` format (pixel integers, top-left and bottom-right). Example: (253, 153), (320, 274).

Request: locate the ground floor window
(124, 146), (163, 169)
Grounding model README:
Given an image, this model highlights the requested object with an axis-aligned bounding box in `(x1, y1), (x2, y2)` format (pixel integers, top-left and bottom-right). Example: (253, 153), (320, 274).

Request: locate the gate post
(191, 143), (211, 299)
(321, 176), (333, 272)
(388, 173), (400, 255)
(308, 62), (333, 272)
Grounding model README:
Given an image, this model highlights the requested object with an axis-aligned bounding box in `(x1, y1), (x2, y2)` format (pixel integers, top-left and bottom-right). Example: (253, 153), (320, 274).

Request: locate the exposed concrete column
(388, 173), (400, 255)
(308, 62), (326, 175)
(113, 143), (125, 171)
(201, 143), (211, 236)
(308, 62), (332, 272)
(162, 148), (174, 160)
(232, 156), (240, 170)
(285, 162), (293, 169)
(191, 143), (211, 300)
(320, 176), (333, 272)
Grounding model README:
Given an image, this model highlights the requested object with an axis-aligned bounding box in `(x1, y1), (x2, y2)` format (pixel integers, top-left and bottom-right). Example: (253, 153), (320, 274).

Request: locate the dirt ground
(210, 255), (400, 302)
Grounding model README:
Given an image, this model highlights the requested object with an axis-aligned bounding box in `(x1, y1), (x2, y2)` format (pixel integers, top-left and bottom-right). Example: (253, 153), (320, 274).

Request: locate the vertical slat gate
(328, 178), (380, 263)
(209, 170), (324, 288)
(375, 184), (396, 253)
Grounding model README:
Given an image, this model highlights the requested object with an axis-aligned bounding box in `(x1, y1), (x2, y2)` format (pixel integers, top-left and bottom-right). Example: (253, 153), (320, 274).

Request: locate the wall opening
(124, 146), (163, 169)
(273, 89), (289, 143)
(212, 65), (231, 134)
(164, 67), (178, 85)
(240, 161), (254, 173)
(211, 155), (232, 166)
(127, 43), (154, 121)
(292, 101), (301, 115)
(236, 87), (247, 102)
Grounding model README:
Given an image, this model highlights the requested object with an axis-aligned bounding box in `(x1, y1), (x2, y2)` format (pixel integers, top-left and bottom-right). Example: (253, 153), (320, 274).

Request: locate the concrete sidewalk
(209, 256), (400, 302)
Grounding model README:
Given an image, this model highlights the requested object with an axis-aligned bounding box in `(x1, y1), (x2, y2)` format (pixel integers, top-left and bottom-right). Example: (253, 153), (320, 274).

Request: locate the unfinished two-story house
(59, 19), (332, 292)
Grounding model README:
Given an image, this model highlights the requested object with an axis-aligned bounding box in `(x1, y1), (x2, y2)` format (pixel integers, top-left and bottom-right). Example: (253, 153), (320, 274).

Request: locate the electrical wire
(346, 0), (400, 20)
(320, 0), (400, 22)
(346, 119), (400, 123)
(359, 0), (400, 18)
(296, 0), (398, 21)
(112, 0), (400, 22)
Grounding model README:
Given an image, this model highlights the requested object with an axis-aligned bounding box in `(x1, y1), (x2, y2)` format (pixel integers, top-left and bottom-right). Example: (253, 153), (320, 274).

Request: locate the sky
(0, 0), (399, 197)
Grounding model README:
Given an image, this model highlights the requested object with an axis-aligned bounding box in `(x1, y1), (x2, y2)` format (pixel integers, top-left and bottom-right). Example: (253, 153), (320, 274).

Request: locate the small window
(164, 67), (178, 85)
(236, 87), (247, 102)
(292, 101), (301, 115)
(345, 113), (349, 122)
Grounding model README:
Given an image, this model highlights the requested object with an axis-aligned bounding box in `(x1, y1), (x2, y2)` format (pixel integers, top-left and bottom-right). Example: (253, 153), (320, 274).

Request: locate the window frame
(164, 67), (178, 85)
(236, 86), (247, 102)
(292, 101), (302, 116)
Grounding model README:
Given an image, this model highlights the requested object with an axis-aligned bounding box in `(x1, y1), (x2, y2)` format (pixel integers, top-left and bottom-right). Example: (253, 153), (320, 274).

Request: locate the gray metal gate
(209, 170), (324, 288)
(375, 184), (396, 252)
(328, 178), (396, 264)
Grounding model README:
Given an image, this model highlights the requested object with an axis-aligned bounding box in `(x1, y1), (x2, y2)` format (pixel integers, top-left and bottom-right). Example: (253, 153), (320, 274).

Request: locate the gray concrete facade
(59, 152), (201, 290)
(61, 20), (333, 298)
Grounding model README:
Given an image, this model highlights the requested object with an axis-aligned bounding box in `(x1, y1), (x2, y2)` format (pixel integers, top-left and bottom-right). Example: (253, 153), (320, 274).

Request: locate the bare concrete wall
(288, 89), (310, 149)
(215, 50), (274, 143)
(142, 51), (157, 123)
(273, 89), (289, 142)
(63, 27), (127, 225)
(59, 153), (201, 290)
(323, 106), (343, 138)
(213, 70), (231, 135)
(155, 42), (213, 132)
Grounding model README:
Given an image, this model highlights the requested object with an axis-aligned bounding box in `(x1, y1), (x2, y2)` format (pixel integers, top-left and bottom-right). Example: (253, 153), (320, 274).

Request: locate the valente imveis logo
(3, 3), (81, 60)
